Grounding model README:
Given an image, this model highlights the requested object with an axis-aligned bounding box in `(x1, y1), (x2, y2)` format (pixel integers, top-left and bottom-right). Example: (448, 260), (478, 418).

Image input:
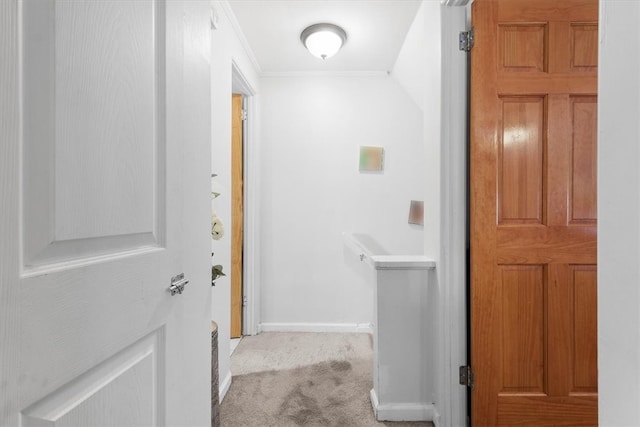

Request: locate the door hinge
(459, 29), (474, 52)
(242, 296), (248, 307)
(241, 109), (248, 121)
(459, 365), (475, 389)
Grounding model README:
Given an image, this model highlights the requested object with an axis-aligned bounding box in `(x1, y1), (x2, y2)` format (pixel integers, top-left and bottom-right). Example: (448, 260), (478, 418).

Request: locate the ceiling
(226, 0), (422, 74)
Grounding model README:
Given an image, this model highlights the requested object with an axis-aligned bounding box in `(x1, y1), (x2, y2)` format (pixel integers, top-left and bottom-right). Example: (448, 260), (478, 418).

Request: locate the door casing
(231, 61), (260, 336)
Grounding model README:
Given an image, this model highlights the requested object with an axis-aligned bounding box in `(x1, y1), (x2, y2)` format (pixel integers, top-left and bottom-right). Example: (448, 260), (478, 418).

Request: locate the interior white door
(0, 1), (211, 426)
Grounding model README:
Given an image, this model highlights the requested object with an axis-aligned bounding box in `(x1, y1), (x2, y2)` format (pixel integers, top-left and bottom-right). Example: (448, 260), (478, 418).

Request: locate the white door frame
(440, 1), (470, 426)
(231, 60), (260, 336)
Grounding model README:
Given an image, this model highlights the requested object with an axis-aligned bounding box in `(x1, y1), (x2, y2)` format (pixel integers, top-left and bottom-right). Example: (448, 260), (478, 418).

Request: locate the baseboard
(369, 389), (435, 422)
(219, 371), (232, 402)
(258, 322), (373, 334)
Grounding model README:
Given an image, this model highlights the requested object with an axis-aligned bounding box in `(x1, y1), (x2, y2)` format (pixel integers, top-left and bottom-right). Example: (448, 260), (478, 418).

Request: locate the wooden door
(231, 93), (244, 338)
(470, 0), (598, 425)
(0, 1), (211, 425)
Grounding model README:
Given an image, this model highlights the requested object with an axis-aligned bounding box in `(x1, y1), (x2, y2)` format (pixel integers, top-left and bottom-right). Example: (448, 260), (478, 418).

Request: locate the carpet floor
(220, 332), (434, 427)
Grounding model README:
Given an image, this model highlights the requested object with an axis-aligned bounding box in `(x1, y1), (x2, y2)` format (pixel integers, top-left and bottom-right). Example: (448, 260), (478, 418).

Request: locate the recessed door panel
(571, 265), (597, 393)
(571, 24), (598, 71)
(21, 0), (165, 271)
(500, 265), (546, 393)
(22, 331), (163, 427)
(498, 97), (545, 224)
(570, 96), (597, 224)
(498, 24), (547, 72)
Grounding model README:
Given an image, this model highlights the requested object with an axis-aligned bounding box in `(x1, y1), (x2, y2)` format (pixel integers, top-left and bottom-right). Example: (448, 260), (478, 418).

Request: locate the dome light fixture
(300, 23), (347, 60)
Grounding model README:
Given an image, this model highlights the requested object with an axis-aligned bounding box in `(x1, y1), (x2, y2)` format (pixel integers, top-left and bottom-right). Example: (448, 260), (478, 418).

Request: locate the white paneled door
(1, 1), (211, 426)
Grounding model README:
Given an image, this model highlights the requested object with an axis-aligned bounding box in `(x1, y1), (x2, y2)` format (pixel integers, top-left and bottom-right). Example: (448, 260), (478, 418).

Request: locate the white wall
(210, 0), (260, 399)
(394, 3), (448, 424)
(395, 1), (451, 424)
(392, 1), (428, 111)
(598, 2), (640, 425)
(258, 74), (425, 330)
(394, 0), (443, 259)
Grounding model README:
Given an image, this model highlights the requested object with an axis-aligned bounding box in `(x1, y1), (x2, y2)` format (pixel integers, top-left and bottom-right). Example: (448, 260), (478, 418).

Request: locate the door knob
(169, 273), (189, 295)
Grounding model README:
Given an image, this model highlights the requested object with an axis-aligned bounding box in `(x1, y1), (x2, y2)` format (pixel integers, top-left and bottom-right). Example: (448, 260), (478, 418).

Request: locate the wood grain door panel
(470, 0), (598, 425)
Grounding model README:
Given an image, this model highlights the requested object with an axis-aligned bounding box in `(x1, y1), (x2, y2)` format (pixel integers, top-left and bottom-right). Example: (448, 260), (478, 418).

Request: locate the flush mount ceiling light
(300, 23), (347, 60)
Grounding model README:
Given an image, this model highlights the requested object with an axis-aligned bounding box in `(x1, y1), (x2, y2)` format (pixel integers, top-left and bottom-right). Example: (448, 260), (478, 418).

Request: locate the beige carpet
(220, 332), (434, 427)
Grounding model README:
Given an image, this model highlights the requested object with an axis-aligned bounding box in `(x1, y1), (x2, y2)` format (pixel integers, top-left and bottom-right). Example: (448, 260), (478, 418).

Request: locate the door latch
(169, 273), (189, 296)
